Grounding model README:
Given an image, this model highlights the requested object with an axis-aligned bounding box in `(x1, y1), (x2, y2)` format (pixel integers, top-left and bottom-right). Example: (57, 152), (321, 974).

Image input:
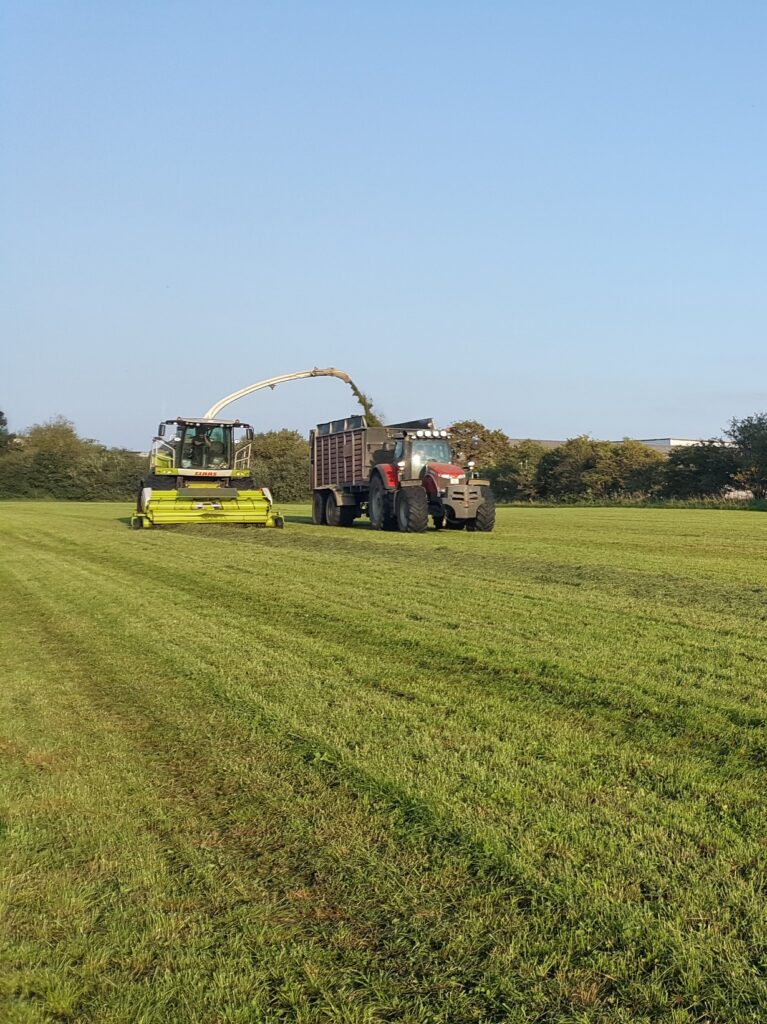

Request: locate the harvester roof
(166, 417), (253, 428)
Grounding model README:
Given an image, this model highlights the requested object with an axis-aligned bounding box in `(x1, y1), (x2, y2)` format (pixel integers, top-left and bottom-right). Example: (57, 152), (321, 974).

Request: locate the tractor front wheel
(397, 488), (429, 533)
(468, 487), (496, 532)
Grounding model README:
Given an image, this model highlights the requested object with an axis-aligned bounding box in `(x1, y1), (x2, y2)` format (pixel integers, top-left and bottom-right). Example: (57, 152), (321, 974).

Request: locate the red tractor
(310, 416), (495, 532)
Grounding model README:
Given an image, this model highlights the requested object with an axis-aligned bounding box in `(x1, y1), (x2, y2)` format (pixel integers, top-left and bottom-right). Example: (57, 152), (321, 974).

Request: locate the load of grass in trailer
(2, 502), (767, 1023)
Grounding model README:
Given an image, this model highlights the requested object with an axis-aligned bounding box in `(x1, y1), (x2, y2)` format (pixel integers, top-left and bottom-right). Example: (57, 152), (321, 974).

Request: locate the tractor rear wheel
(312, 490), (327, 525)
(469, 487), (496, 532)
(369, 475), (396, 530)
(397, 488), (429, 533)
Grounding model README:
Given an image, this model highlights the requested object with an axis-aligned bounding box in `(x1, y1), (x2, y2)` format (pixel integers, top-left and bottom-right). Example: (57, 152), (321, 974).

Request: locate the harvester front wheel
(235, 477), (255, 491)
(312, 491), (327, 525)
(397, 488), (429, 533)
(147, 474), (177, 490)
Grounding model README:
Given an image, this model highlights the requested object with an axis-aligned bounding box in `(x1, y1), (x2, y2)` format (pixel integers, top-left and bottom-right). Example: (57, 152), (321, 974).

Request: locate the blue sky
(1, 1), (765, 448)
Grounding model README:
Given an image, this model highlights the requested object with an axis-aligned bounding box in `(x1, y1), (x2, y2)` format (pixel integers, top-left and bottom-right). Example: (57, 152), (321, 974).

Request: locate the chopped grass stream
(2, 503), (767, 1022)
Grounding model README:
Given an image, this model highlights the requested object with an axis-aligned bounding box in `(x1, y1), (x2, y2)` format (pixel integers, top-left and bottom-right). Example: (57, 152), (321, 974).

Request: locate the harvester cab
(131, 417), (283, 529)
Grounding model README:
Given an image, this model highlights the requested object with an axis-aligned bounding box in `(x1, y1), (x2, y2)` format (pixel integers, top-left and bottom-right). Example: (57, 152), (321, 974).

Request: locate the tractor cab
(151, 418), (254, 478)
(391, 427), (468, 487)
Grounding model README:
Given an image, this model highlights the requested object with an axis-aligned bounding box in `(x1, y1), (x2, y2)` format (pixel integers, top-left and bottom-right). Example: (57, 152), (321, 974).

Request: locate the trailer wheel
(369, 475), (395, 530)
(312, 491), (327, 525)
(397, 488), (429, 533)
(339, 507), (358, 527)
(469, 487), (496, 532)
(325, 493), (341, 526)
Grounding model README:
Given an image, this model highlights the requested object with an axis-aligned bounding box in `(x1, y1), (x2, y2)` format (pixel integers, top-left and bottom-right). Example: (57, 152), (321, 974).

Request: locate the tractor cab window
(410, 438), (452, 473)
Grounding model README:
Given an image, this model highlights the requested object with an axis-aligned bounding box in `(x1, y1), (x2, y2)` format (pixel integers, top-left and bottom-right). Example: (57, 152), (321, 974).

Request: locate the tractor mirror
(246, 427), (254, 441)
(158, 423), (166, 437)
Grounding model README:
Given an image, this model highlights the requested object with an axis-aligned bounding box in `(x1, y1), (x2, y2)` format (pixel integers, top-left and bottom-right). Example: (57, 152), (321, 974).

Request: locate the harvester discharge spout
(204, 368), (354, 419)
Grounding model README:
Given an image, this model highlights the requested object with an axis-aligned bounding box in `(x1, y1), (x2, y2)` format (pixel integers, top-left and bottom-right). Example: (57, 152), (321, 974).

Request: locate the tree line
(449, 417), (767, 502)
(2, 410), (766, 504)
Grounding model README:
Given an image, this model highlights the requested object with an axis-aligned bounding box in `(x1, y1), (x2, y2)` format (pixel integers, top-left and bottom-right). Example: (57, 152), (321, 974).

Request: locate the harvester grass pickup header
(310, 416), (495, 532)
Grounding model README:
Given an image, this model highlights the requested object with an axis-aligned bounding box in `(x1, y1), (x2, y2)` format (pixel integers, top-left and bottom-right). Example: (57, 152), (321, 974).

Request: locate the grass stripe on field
(1, 502), (767, 1023)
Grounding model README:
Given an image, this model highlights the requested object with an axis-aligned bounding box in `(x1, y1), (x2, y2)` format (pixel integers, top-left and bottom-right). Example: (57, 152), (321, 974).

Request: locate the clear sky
(2, 1), (765, 449)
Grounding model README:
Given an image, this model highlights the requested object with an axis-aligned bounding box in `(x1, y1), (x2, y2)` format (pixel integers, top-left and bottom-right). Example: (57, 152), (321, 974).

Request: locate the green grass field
(2, 502), (767, 1023)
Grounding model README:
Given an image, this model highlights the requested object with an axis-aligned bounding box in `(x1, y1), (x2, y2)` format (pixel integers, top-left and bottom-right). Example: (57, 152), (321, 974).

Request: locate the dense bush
(250, 429), (311, 502)
(0, 416), (144, 500)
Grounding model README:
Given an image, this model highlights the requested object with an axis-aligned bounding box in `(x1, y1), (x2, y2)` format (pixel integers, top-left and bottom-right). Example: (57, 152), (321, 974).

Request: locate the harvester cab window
(207, 426), (228, 467)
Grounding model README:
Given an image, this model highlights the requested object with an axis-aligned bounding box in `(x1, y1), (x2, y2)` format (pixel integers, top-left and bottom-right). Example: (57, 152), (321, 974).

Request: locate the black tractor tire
(469, 487), (496, 532)
(433, 515), (445, 530)
(397, 487), (429, 533)
(369, 475), (396, 531)
(312, 490), (327, 525)
(446, 519), (466, 531)
(235, 477), (255, 491)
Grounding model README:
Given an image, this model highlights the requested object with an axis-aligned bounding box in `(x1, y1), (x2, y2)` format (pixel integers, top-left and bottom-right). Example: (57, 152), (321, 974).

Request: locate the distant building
(633, 438), (704, 453)
(507, 438), (564, 450)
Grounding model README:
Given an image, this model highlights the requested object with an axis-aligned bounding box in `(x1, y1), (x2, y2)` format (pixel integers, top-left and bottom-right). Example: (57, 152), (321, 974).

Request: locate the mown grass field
(2, 502), (767, 1023)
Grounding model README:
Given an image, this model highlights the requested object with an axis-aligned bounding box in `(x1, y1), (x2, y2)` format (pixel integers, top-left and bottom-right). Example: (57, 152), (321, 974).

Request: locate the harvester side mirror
(158, 423), (166, 437)
(246, 427), (254, 440)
